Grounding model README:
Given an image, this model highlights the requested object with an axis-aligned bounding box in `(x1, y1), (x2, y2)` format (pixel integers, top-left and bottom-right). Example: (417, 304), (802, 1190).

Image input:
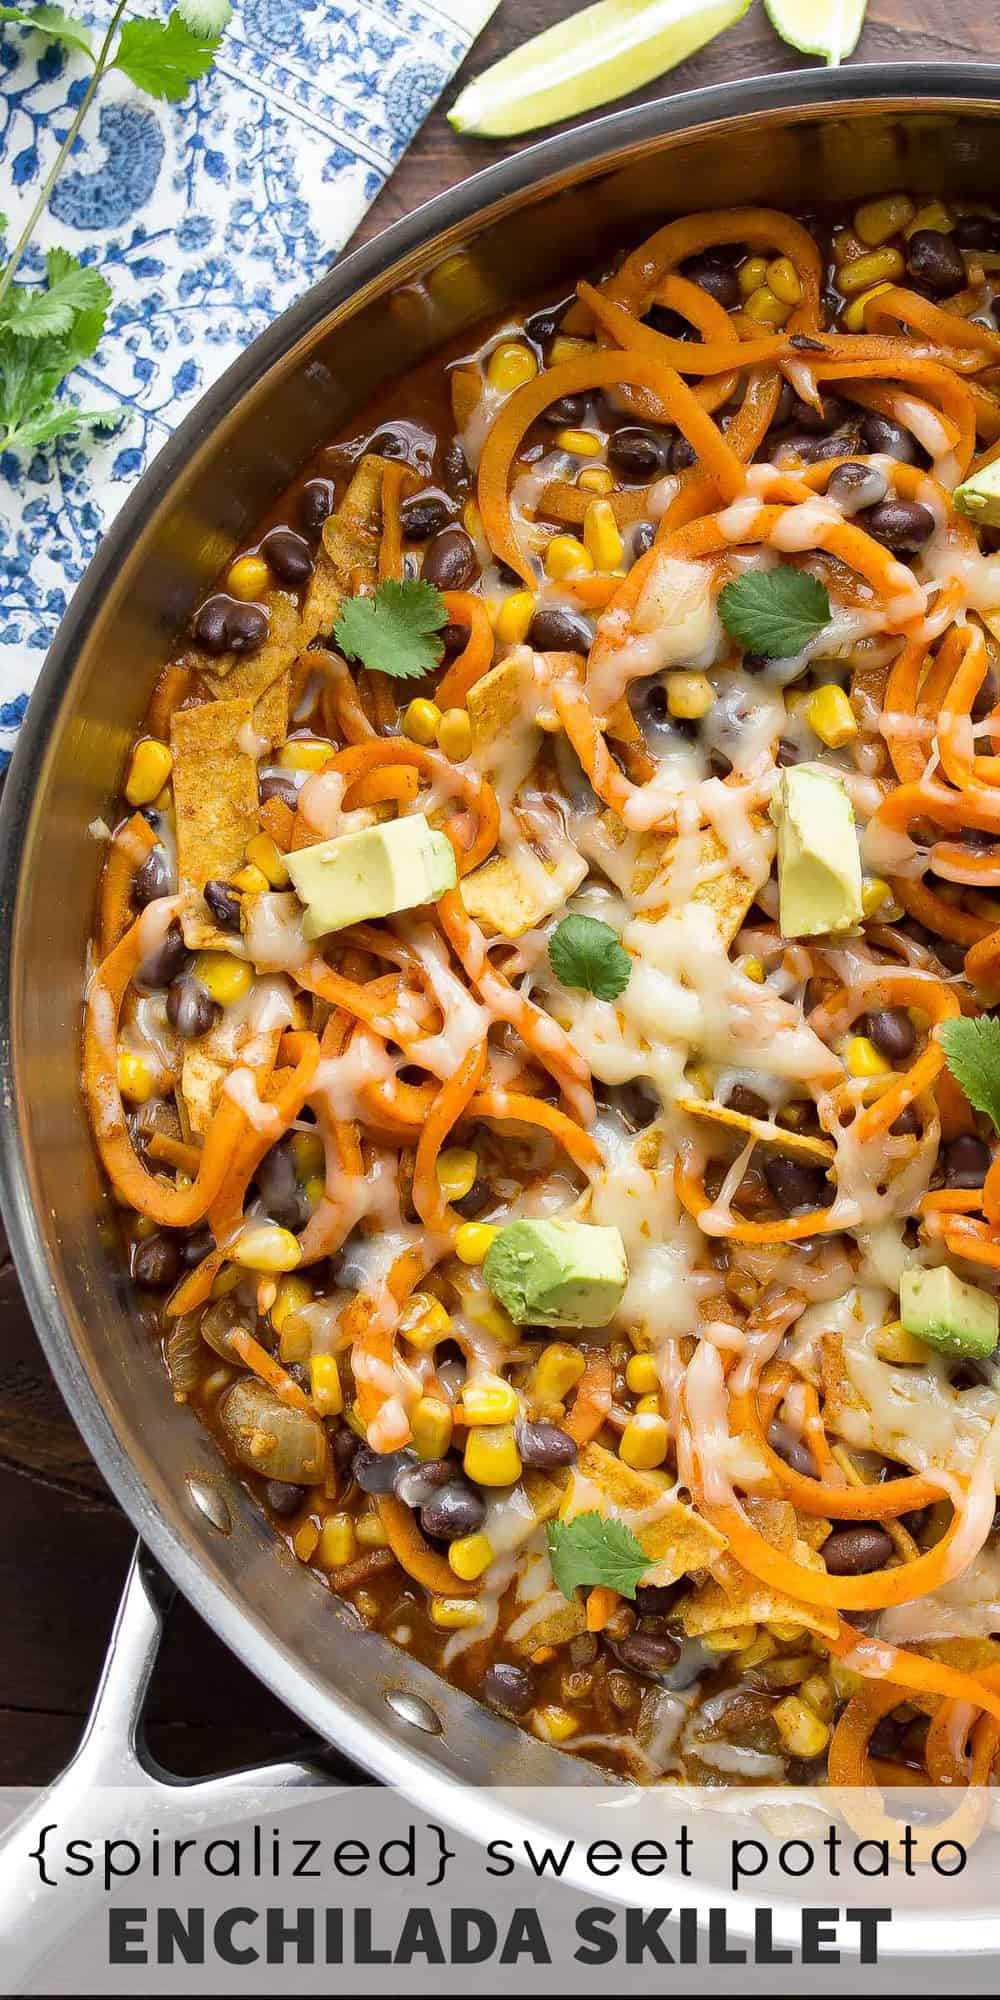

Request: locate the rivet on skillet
(385, 1689), (443, 1735)
(187, 1477), (232, 1534)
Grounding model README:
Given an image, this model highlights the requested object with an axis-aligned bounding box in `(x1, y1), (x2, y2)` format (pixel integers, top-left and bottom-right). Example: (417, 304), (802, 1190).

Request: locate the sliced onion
(164, 1317), (203, 1397)
(219, 1378), (325, 1485)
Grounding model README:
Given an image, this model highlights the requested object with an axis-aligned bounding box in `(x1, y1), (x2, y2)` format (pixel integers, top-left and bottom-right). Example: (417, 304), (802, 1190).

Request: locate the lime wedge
(763, 0), (867, 64)
(449, 0), (752, 139)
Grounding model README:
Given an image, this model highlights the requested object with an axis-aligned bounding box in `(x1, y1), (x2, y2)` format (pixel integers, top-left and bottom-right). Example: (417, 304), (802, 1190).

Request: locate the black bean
(767, 1418), (817, 1479)
(973, 669), (1000, 723)
(437, 621), (466, 659)
(859, 412), (919, 463)
(328, 1419), (359, 1483)
(725, 1084), (769, 1119)
(785, 428), (859, 465)
(934, 936), (967, 973)
(632, 521), (656, 559)
(179, 1225), (214, 1270)
(483, 1663), (534, 1715)
(132, 1233), (180, 1290)
(401, 491), (454, 541)
(421, 524), (478, 591)
(942, 1133), (992, 1188)
(255, 1138), (309, 1232)
(543, 393), (588, 427)
(527, 606), (593, 654)
(204, 878), (242, 933)
(192, 593), (269, 656)
(635, 1581), (680, 1616)
(441, 439), (471, 497)
(394, 1458), (456, 1508)
(643, 301), (689, 339)
(299, 478), (336, 534)
(865, 1006), (916, 1062)
(680, 254), (740, 309)
(670, 435), (696, 472)
(906, 228), (966, 296)
(260, 526), (314, 585)
(419, 1481), (486, 1540)
(954, 215), (1000, 253)
(862, 498), (935, 553)
(822, 1525), (893, 1575)
(354, 1446), (414, 1496)
(369, 427), (410, 461)
(614, 1631), (680, 1676)
(259, 771), (299, 811)
(596, 1079), (661, 1130)
(516, 1420), (578, 1470)
(789, 333), (826, 353)
(825, 460), (888, 515)
(133, 845), (170, 907)
(776, 736), (802, 767)
(524, 299), (571, 345)
(166, 975), (218, 1041)
(764, 1155), (827, 1214)
(789, 391), (850, 436)
(890, 1104), (921, 1137)
(450, 1176), (493, 1219)
(265, 1479), (307, 1517)
(607, 426), (670, 479)
(137, 917), (191, 990)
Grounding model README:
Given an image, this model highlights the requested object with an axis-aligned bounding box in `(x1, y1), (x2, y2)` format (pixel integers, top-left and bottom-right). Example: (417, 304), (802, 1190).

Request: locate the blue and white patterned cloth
(0, 0), (498, 768)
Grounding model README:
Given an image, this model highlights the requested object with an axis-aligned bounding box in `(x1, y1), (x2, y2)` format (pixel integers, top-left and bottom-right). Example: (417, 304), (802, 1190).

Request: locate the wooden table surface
(2, 0), (991, 1786)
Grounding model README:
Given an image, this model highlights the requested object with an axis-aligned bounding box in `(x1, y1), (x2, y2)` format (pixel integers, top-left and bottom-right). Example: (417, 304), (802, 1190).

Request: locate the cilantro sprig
(549, 913), (631, 1002)
(938, 1016), (1000, 1137)
(0, 0), (231, 455)
(334, 579), (448, 681)
(718, 565), (831, 661)
(546, 1511), (650, 1601)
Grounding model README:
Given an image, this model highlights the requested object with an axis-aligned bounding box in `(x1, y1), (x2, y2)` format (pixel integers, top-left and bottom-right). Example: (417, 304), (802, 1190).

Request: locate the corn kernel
(400, 1292), (453, 1351)
(437, 708), (473, 761)
(462, 499), (483, 540)
(309, 1353), (343, 1416)
(738, 255), (768, 296)
(743, 955), (766, 984)
(854, 194), (915, 245)
(495, 590), (535, 646)
(117, 1048), (153, 1104)
(874, 1319), (928, 1364)
(209, 1266), (241, 1300)
(487, 341), (537, 393)
(837, 245), (905, 296)
(291, 1130), (325, 1177)
(625, 1351), (658, 1395)
(411, 1395), (454, 1459)
(583, 497), (624, 571)
(232, 1220), (302, 1273)
(278, 1316), (311, 1364)
(125, 738), (173, 807)
(550, 334), (593, 363)
(532, 1703), (579, 1743)
(766, 256), (803, 305)
(832, 226), (866, 265)
(292, 1519), (320, 1563)
(194, 950), (252, 1007)
(356, 1506), (390, 1548)
(666, 669), (714, 720)
(800, 1673), (835, 1722)
(744, 285), (789, 326)
(454, 1222), (498, 1265)
(804, 683), (857, 748)
(303, 1174), (325, 1209)
(555, 427), (602, 458)
(534, 1341), (586, 1404)
(230, 864), (269, 894)
(578, 465), (614, 494)
(318, 1513), (356, 1568)
(737, 1631), (778, 1670)
(773, 1693), (830, 1759)
(271, 1274), (312, 1334)
(544, 534), (593, 581)
(846, 1034), (891, 1079)
(463, 1421), (522, 1485)
(861, 876), (891, 918)
(462, 1372), (519, 1425)
(904, 200), (953, 239)
(635, 1393), (661, 1416)
(704, 1624), (757, 1653)
(402, 698), (441, 746)
(245, 831), (289, 889)
(449, 1531), (494, 1581)
(277, 738), (332, 772)
(619, 1411), (668, 1470)
(436, 1146), (478, 1202)
(429, 1596), (485, 1629)
(842, 280), (894, 332)
(768, 1620), (807, 1643)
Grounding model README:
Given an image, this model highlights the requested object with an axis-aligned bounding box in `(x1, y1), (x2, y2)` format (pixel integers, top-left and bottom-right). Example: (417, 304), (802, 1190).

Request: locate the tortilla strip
(677, 1095), (835, 1166)
(680, 1499), (838, 1641)
(171, 696), (259, 890)
(468, 653), (532, 748)
(299, 454), (391, 646)
(461, 846), (587, 940)
(199, 592), (301, 700)
(561, 1441), (726, 1585)
(510, 1599), (587, 1653)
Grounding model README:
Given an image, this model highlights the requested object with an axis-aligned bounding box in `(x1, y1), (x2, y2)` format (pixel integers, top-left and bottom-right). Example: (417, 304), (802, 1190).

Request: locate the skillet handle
(0, 1542), (331, 1993)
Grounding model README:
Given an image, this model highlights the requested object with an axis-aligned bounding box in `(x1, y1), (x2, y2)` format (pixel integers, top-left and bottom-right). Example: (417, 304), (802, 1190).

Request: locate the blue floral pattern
(0, 0), (497, 768)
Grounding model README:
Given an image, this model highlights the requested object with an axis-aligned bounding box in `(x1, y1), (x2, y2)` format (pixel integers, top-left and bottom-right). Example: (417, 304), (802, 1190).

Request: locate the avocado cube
(899, 1264), (999, 1360)
(285, 813), (456, 940)
(771, 764), (863, 938)
(483, 1218), (628, 1328)
(954, 460), (1000, 529)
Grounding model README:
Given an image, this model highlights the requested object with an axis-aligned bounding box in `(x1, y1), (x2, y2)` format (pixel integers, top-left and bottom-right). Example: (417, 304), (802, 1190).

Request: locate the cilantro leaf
(3, 400), (124, 450)
(546, 1512), (650, 1601)
(3, 251), (109, 340)
(0, 3), (95, 59)
(717, 565), (830, 660)
(175, 0), (232, 31)
(549, 913), (630, 1001)
(938, 1016), (1000, 1137)
(114, 8), (221, 100)
(334, 578), (447, 682)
